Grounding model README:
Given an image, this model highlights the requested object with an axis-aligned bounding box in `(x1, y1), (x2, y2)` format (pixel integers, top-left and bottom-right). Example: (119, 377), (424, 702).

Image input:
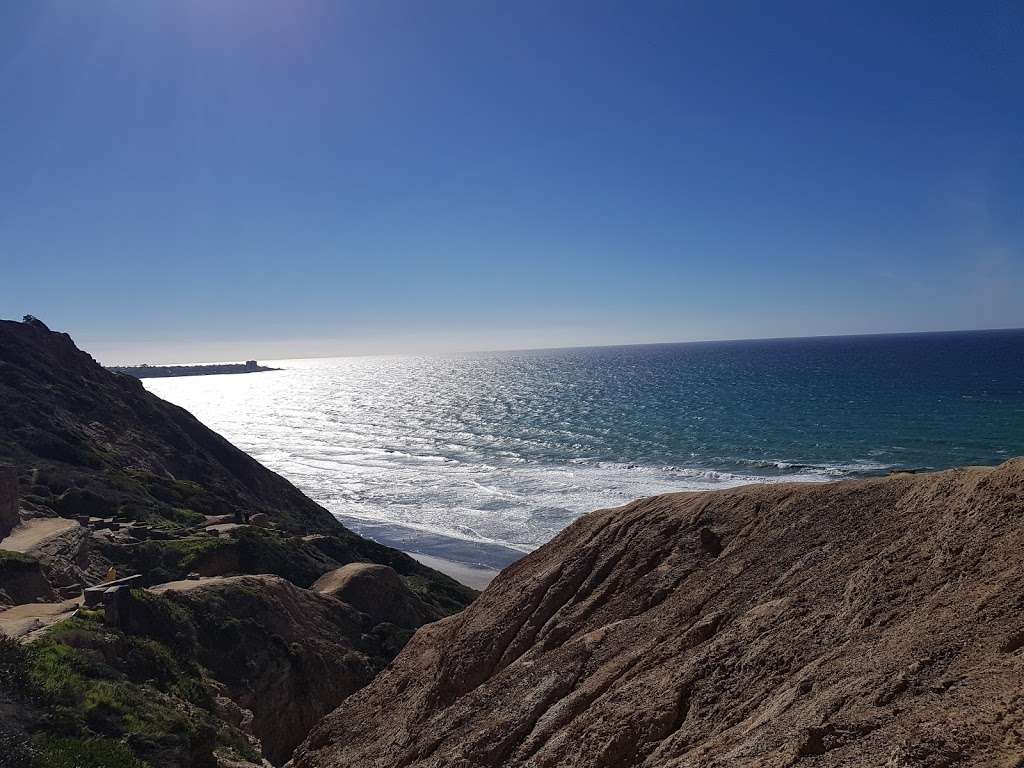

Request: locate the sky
(1, 1), (1022, 364)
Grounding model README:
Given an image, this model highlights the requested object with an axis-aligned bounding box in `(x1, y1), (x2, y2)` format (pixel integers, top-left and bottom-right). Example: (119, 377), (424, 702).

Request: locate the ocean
(144, 330), (1024, 571)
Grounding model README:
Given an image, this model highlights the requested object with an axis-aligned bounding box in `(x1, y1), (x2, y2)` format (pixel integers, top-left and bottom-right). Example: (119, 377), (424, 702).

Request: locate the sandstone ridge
(294, 459), (1024, 768)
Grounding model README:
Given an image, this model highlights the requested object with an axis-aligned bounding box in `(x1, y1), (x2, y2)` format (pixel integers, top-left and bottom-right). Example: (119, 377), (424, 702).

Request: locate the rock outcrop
(0, 550), (56, 606)
(150, 575), (393, 764)
(0, 318), (338, 534)
(0, 316), (473, 605)
(0, 518), (88, 604)
(16, 518), (90, 590)
(294, 460), (1024, 768)
(312, 563), (438, 629)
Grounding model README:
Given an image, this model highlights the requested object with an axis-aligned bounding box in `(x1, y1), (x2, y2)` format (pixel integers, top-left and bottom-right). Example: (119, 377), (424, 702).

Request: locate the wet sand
(406, 552), (500, 591)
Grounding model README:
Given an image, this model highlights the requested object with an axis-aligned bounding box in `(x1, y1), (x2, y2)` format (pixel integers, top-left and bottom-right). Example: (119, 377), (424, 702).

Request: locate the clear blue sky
(1, 1), (1021, 363)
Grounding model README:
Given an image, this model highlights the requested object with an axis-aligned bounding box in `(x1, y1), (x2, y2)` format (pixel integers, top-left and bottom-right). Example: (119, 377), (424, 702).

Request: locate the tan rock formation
(311, 563), (437, 628)
(293, 460), (1024, 768)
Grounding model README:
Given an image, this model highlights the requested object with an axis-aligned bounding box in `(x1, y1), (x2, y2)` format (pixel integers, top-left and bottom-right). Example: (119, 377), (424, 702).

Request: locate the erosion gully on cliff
(293, 459), (1024, 768)
(0, 317), (475, 768)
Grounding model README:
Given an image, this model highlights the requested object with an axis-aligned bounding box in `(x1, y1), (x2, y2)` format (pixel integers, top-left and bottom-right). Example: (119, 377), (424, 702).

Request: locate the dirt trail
(149, 576), (236, 593)
(0, 597), (82, 640)
(0, 518), (78, 553)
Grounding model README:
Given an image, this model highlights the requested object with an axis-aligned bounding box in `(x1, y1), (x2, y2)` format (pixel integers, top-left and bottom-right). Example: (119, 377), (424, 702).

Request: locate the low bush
(35, 736), (148, 768)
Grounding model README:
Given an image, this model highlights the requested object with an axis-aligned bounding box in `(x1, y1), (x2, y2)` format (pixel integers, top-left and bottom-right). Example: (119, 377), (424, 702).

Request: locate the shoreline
(405, 552), (500, 590)
(335, 513), (525, 567)
(333, 514), (517, 590)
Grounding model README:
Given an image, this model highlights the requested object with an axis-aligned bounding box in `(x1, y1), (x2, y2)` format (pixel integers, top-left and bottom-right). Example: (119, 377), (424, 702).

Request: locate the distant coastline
(108, 360), (280, 379)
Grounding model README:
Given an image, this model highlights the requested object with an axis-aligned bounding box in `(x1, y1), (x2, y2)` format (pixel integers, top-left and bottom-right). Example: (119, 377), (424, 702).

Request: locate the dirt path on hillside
(0, 518), (78, 553)
(0, 597), (82, 640)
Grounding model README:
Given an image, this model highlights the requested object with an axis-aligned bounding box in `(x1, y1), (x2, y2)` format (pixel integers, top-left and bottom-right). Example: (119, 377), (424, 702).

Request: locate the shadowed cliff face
(294, 460), (1024, 768)
(0, 318), (335, 533)
(0, 318), (475, 608)
(148, 575), (399, 765)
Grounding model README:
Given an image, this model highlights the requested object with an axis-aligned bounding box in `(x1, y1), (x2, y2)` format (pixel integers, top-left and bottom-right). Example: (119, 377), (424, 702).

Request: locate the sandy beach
(406, 552), (499, 590)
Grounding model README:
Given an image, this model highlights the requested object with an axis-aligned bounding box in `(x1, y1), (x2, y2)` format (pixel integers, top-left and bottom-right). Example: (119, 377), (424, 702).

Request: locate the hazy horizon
(76, 322), (1024, 367)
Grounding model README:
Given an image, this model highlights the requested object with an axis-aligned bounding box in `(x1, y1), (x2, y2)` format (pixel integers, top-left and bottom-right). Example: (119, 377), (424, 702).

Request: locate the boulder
(21, 519), (90, 589)
(311, 563), (427, 628)
(0, 550), (56, 605)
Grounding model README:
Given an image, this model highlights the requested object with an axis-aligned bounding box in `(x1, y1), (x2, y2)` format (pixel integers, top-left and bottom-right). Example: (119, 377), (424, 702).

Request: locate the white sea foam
(143, 354), (891, 563)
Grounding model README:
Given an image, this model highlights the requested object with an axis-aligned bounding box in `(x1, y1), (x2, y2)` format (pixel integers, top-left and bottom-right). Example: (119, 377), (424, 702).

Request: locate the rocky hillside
(0, 316), (472, 610)
(0, 317), (476, 768)
(294, 460), (1024, 767)
(1, 316), (337, 534)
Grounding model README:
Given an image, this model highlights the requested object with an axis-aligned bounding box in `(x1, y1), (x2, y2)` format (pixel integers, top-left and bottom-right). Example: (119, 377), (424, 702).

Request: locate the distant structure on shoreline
(108, 360), (280, 379)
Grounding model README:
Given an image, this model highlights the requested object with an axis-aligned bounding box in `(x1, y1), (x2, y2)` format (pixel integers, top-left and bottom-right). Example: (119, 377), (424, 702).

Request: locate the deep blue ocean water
(146, 329), (1024, 569)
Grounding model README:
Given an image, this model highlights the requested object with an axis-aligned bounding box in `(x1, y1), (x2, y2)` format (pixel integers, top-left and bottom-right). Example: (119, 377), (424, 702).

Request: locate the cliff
(0, 318), (331, 534)
(0, 317), (476, 768)
(0, 317), (472, 608)
(294, 460), (1024, 767)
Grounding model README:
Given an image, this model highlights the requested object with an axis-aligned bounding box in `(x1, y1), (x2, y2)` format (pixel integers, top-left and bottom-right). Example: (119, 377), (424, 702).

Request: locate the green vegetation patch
(125, 471), (204, 507)
(0, 631), (33, 694)
(116, 536), (233, 584)
(158, 537), (230, 569)
(2, 604), (221, 768)
(35, 736), (149, 768)
(232, 527), (333, 587)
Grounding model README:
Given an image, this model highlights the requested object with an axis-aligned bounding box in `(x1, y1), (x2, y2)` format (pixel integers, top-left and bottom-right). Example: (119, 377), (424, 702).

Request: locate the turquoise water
(146, 329), (1024, 568)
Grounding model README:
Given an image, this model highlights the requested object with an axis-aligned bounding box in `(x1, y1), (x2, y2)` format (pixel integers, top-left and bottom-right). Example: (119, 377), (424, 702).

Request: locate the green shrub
(233, 527), (329, 587)
(35, 736), (149, 768)
(0, 632), (31, 695)
(27, 641), (86, 703)
(128, 471), (203, 506)
(124, 590), (197, 656)
(83, 681), (130, 734)
(52, 488), (115, 518)
(126, 537), (231, 582)
(121, 637), (178, 688)
(23, 613), (220, 766)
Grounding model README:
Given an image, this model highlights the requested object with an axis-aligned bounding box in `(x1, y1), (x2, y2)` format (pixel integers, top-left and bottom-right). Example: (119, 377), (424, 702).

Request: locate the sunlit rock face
(294, 459), (1024, 768)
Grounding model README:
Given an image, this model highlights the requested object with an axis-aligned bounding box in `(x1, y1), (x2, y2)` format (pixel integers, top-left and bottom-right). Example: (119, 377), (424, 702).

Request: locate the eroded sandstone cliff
(294, 460), (1024, 767)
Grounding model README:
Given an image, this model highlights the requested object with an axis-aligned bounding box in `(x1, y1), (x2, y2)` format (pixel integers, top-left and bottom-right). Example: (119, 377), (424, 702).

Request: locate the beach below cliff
(406, 552), (499, 590)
